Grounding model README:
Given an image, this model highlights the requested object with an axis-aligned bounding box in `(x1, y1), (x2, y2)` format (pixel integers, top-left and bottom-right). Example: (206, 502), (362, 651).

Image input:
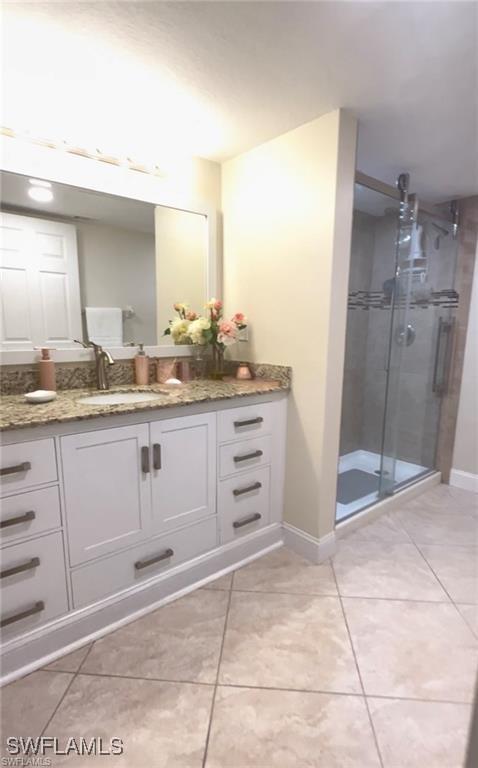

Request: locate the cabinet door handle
(0, 461), (31, 477)
(1, 600), (45, 629)
(1, 556), (40, 580)
(153, 443), (162, 470)
(233, 450), (263, 463)
(141, 446), (150, 474)
(134, 548), (174, 570)
(233, 512), (262, 529)
(233, 481), (262, 497)
(233, 417), (263, 428)
(0, 510), (35, 530)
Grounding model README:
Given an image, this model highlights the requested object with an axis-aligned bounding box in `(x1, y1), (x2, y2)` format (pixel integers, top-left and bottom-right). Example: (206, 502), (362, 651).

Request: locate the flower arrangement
(164, 299), (247, 377)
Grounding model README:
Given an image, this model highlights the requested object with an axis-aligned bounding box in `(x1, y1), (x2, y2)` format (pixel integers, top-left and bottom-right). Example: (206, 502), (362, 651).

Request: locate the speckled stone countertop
(0, 378), (289, 432)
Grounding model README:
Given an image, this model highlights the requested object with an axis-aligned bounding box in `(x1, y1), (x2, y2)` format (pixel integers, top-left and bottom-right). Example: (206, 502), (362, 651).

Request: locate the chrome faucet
(74, 340), (115, 390)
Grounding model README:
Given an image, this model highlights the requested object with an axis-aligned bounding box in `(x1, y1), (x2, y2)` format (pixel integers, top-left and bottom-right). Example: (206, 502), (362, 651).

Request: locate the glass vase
(210, 344), (225, 380)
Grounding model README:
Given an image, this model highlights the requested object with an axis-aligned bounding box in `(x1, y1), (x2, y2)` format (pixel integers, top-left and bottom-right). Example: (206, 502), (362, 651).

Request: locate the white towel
(85, 307), (123, 347)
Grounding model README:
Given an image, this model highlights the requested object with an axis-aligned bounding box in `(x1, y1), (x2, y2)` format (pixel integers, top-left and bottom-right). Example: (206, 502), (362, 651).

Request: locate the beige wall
(155, 207), (208, 340)
(453, 247), (478, 477)
(222, 109), (357, 539)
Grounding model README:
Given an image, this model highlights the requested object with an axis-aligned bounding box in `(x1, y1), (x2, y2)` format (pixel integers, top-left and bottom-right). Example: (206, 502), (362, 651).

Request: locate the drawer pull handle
(141, 446), (150, 474)
(233, 450), (263, 464)
(0, 461), (31, 477)
(153, 443), (162, 471)
(1, 600), (45, 629)
(135, 548), (174, 571)
(233, 481), (262, 497)
(1, 556), (40, 580)
(0, 510), (35, 529)
(233, 512), (262, 529)
(233, 417), (263, 428)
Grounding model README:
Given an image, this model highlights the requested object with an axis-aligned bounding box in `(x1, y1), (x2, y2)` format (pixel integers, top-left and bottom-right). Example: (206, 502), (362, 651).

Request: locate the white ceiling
(1, 1), (477, 201)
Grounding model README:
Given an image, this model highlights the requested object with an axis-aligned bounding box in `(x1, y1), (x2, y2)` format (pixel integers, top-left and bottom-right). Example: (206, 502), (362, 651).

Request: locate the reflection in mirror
(0, 171), (209, 351)
(155, 207), (207, 344)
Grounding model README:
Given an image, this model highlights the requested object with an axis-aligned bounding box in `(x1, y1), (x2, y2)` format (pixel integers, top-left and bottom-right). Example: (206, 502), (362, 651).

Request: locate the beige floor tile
(232, 547), (337, 595)
(219, 592), (361, 693)
(418, 544), (478, 603)
(1, 670), (73, 747)
(340, 514), (411, 544)
(333, 540), (448, 600)
(344, 598), (478, 702)
(206, 686), (380, 768)
(82, 589), (228, 683)
(392, 504), (478, 547)
(404, 484), (478, 516)
(202, 573), (233, 590)
(46, 674), (213, 767)
(44, 644), (92, 673)
(368, 697), (472, 768)
(457, 603), (478, 637)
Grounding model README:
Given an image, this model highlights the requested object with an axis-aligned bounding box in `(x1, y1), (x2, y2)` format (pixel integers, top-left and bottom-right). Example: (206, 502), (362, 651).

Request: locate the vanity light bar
(1, 126), (166, 178)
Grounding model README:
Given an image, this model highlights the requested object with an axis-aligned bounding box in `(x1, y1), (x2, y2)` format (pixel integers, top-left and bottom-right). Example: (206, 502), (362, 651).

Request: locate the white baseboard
(1, 524), (283, 686)
(450, 468), (478, 493)
(282, 522), (336, 563)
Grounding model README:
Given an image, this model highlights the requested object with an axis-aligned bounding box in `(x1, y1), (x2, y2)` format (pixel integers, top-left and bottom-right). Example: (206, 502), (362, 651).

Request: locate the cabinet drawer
(218, 402), (274, 444)
(0, 531), (68, 639)
(0, 439), (57, 496)
(218, 467), (270, 544)
(72, 516), (218, 609)
(0, 486), (61, 547)
(219, 436), (271, 479)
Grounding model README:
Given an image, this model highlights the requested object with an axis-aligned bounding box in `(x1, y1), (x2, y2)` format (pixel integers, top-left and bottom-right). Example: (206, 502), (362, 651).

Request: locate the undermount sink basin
(77, 391), (166, 406)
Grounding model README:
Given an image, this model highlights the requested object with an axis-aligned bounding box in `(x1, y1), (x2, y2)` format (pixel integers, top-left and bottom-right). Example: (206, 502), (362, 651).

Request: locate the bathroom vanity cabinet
(0, 393), (286, 680)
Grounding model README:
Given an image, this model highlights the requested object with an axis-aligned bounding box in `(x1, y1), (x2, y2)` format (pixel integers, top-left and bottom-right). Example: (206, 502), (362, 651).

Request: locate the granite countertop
(0, 377), (289, 432)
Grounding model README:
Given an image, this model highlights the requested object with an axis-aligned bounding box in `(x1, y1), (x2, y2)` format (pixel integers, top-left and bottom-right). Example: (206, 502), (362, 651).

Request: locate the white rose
(189, 317), (210, 344)
(171, 318), (190, 343)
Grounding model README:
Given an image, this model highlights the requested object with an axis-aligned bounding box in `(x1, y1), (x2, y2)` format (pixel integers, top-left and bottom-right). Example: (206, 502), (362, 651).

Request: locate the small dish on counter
(24, 390), (57, 404)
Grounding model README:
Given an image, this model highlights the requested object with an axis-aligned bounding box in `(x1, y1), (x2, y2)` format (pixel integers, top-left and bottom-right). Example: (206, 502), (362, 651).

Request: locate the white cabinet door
(61, 424), (152, 565)
(150, 413), (216, 534)
(0, 212), (82, 350)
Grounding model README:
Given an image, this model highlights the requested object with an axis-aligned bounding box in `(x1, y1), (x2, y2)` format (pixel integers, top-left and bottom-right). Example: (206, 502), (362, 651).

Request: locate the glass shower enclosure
(336, 173), (459, 522)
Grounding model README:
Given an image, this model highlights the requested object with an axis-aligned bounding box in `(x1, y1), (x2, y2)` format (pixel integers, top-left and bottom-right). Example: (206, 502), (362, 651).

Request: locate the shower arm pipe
(355, 170), (456, 226)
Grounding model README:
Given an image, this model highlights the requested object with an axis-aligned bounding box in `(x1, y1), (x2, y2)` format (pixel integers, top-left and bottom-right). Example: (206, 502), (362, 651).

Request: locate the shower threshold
(336, 449), (428, 522)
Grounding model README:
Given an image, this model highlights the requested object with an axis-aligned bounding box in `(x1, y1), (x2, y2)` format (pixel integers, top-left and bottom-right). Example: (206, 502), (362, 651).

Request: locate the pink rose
(219, 320), (235, 335)
(232, 312), (246, 326)
(186, 310), (197, 320)
(214, 300), (223, 311)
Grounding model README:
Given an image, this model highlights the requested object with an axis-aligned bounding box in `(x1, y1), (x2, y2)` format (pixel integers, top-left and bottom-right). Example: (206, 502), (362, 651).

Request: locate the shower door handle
(432, 317), (455, 396)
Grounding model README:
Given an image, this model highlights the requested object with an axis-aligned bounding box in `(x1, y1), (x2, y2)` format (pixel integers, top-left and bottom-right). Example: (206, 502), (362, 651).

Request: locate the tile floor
(1, 483), (477, 767)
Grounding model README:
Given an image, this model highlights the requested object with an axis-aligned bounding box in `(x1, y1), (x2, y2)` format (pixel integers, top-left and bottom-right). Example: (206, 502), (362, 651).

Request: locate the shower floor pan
(336, 449), (427, 522)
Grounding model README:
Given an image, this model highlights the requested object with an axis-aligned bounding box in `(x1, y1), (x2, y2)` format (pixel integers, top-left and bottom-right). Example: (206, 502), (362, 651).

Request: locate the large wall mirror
(0, 170), (212, 356)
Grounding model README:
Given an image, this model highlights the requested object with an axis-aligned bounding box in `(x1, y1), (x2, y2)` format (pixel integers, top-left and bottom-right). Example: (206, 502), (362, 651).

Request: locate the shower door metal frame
(355, 171), (454, 225)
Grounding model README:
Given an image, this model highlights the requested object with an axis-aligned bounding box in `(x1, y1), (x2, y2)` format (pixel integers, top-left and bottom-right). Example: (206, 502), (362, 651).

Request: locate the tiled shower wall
(340, 206), (458, 469)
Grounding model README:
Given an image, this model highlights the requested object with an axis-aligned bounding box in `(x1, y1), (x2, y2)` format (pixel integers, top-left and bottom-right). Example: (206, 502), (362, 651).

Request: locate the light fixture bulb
(28, 178), (51, 188)
(28, 186), (53, 203)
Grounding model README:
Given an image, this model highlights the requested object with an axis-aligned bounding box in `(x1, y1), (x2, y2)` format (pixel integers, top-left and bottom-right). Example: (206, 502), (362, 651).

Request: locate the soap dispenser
(134, 344), (149, 385)
(38, 348), (56, 391)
